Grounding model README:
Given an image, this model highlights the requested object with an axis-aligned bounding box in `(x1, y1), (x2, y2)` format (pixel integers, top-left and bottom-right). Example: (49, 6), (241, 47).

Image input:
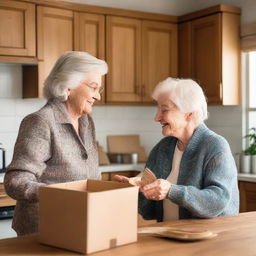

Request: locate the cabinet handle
(141, 85), (146, 98)
(219, 82), (223, 100)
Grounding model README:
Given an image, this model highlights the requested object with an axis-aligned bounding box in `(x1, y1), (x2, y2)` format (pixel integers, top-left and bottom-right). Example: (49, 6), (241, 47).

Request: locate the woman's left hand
(141, 179), (171, 200)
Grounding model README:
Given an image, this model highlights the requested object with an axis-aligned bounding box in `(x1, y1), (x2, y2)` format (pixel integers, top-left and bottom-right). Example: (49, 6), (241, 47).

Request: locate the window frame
(243, 51), (256, 150)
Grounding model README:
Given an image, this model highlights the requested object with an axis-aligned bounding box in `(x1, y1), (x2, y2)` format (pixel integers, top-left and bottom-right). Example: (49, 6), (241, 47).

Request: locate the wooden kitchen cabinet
(23, 6), (74, 98)
(178, 5), (241, 105)
(106, 16), (142, 103)
(0, 183), (16, 207)
(0, 0), (36, 57)
(239, 181), (256, 212)
(106, 16), (177, 104)
(142, 21), (177, 103)
(74, 12), (106, 104)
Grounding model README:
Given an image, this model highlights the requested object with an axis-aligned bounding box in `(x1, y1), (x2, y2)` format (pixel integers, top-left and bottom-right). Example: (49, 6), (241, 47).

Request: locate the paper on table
(138, 226), (217, 241)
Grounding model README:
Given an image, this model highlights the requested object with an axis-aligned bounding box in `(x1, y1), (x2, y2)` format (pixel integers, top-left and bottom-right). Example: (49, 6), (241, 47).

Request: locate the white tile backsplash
(0, 117), (17, 133)
(15, 98), (46, 116)
(0, 64), (243, 166)
(0, 63), (22, 98)
(0, 99), (16, 116)
(206, 106), (242, 127)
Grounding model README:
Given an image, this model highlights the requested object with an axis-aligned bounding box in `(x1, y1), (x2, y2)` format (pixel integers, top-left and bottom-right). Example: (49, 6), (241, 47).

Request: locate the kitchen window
(245, 51), (256, 130)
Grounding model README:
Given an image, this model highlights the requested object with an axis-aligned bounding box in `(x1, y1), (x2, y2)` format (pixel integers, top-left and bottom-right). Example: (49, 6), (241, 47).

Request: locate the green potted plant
(243, 128), (256, 174)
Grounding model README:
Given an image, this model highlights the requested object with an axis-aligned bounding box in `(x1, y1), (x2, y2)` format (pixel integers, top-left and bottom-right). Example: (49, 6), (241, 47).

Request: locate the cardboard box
(39, 180), (139, 254)
(107, 135), (140, 154)
(97, 142), (110, 165)
(107, 135), (147, 162)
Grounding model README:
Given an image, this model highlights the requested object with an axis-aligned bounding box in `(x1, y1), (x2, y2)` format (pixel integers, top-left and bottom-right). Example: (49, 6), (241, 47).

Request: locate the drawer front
(0, 184), (16, 207)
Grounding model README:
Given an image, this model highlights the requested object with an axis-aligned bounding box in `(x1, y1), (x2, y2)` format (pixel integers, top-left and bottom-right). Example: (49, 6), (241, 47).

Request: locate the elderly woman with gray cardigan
(4, 51), (108, 236)
(116, 78), (239, 221)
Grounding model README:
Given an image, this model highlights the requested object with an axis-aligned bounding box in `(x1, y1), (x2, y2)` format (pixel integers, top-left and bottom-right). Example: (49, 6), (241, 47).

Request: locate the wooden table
(0, 212), (256, 256)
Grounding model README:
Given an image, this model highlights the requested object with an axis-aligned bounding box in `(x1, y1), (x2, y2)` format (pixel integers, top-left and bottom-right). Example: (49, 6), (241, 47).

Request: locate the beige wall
(65, 0), (256, 24)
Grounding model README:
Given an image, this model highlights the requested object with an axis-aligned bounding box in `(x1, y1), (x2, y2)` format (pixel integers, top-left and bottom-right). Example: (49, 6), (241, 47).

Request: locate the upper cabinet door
(191, 14), (222, 104)
(0, 0), (35, 57)
(178, 10), (240, 105)
(74, 12), (105, 104)
(178, 22), (192, 78)
(74, 12), (105, 59)
(142, 21), (177, 103)
(37, 6), (73, 98)
(106, 16), (142, 103)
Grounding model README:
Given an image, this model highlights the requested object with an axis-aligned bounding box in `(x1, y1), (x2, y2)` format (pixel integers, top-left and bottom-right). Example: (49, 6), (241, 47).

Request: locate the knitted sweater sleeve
(168, 151), (237, 218)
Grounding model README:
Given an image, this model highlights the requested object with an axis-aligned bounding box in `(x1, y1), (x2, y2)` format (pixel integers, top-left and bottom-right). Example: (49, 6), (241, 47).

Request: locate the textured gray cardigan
(139, 123), (239, 221)
(4, 99), (99, 235)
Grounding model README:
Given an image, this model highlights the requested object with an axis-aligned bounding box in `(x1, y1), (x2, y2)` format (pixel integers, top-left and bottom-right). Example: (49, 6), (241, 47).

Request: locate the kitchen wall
(0, 62), (241, 167)
(65, 0), (256, 24)
(1, 0), (254, 166)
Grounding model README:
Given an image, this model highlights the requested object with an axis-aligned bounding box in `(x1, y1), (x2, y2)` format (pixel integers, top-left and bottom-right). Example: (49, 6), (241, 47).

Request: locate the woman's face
(67, 72), (102, 116)
(154, 93), (190, 138)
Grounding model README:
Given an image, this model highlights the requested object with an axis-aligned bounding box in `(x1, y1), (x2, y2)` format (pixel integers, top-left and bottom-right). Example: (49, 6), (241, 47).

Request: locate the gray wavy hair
(43, 51), (108, 101)
(152, 77), (208, 126)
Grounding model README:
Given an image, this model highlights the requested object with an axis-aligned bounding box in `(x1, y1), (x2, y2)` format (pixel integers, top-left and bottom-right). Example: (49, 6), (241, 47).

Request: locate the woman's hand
(113, 175), (142, 186)
(141, 179), (171, 200)
(112, 175), (130, 183)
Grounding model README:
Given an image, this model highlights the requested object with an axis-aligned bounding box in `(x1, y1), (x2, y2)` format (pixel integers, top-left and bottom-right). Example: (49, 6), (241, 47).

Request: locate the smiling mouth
(87, 101), (94, 106)
(161, 123), (169, 128)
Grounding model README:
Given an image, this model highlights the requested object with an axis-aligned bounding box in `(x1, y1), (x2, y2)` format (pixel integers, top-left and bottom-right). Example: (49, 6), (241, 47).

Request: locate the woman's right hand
(113, 175), (130, 183)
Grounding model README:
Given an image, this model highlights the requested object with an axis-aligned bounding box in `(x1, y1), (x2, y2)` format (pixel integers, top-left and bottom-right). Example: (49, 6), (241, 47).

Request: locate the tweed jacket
(4, 99), (99, 235)
(139, 123), (239, 221)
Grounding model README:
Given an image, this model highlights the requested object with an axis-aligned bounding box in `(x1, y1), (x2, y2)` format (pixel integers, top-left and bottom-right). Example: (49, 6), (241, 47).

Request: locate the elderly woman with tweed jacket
(115, 78), (239, 221)
(4, 51), (108, 236)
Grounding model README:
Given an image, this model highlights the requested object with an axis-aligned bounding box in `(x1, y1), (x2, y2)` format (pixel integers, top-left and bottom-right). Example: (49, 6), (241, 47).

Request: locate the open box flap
(87, 179), (135, 192)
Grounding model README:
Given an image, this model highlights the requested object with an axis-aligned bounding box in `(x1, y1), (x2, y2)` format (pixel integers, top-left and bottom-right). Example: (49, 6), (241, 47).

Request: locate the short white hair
(43, 51), (108, 101)
(152, 77), (208, 125)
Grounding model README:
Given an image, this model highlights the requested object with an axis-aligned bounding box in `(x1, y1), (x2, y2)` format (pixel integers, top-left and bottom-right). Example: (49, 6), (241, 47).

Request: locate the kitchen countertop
(0, 164), (145, 183)
(99, 163), (145, 172)
(0, 173), (4, 183)
(2, 168), (256, 183)
(237, 173), (256, 183)
(0, 212), (256, 256)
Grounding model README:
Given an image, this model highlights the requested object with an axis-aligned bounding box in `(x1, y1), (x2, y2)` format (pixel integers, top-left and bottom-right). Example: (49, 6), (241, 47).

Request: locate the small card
(128, 168), (157, 187)
(140, 168), (157, 186)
